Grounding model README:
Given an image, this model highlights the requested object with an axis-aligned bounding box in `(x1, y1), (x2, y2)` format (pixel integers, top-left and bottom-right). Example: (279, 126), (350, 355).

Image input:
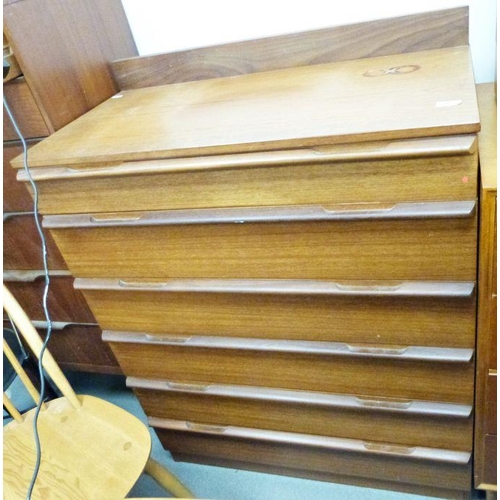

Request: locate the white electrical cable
(3, 95), (53, 500)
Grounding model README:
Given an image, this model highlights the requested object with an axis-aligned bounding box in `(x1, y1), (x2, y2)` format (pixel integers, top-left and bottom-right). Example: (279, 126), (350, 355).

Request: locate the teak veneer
(9, 18), (482, 496)
(12, 46), (479, 168)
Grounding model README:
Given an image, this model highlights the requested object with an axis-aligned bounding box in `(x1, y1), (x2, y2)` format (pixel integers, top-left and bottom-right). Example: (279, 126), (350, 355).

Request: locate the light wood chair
(3, 284), (195, 499)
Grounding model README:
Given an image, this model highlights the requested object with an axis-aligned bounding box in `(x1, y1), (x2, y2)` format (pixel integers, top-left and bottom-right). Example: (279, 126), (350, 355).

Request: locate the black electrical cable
(3, 95), (53, 500)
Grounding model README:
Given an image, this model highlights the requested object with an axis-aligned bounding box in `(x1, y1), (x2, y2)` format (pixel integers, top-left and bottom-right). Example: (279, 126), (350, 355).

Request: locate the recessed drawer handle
(118, 280), (165, 289)
(144, 334), (190, 344)
(355, 397), (413, 410)
(363, 442), (416, 456)
(89, 214), (143, 224)
(185, 422), (227, 434)
(165, 382), (210, 393)
(334, 283), (402, 293)
(346, 344), (408, 355)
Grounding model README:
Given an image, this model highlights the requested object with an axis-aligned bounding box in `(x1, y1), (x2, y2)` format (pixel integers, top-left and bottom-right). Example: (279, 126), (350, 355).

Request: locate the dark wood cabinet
(3, 0), (136, 373)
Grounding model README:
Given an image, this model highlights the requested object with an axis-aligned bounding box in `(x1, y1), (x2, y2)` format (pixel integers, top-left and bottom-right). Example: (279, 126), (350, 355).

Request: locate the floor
(6, 371), (485, 500)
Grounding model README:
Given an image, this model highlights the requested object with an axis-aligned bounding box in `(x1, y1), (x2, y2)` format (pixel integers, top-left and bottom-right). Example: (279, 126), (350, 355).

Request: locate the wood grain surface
(112, 7), (469, 89)
(474, 82), (498, 490)
(4, 272), (95, 323)
(17, 46), (479, 167)
(3, 78), (50, 141)
(155, 427), (472, 492)
(37, 324), (121, 374)
(477, 83), (497, 190)
(3, 395), (150, 499)
(3, 0), (137, 132)
(79, 285), (476, 348)
(48, 216), (478, 281)
(4, 213), (68, 270)
(132, 384), (472, 450)
(3, 140), (40, 212)
(18, 137), (478, 215)
(106, 338), (475, 403)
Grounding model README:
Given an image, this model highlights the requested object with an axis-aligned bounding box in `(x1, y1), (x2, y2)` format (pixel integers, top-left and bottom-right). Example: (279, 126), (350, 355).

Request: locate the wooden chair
(3, 285), (195, 499)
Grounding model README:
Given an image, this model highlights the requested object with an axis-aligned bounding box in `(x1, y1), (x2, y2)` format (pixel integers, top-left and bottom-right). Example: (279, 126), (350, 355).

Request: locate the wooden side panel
(482, 435), (498, 487)
(50, 217), (478, 281)
(474, 83), (497, 490)
(112, 7), (469, 89)
(485, 375), (497, 435)
(133, 386), (473, 450)
(108, 341), (475, 404)
(4, 0), (137, 131)
(3, 78), (50, 140)
(82, 288), (476, 348)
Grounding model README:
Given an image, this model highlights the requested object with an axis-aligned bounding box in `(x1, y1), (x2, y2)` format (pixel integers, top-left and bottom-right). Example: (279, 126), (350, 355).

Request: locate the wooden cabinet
(12, 42), (482, 499)
(474, 83), (497, 493)
(3, 0), (137, 373)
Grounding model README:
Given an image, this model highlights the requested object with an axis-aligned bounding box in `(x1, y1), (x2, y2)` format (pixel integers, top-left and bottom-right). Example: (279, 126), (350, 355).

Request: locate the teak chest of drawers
(11, 46), (481, 499)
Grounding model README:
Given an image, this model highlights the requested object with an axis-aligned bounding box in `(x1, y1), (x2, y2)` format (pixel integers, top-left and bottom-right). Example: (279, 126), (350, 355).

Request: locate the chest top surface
(16, 46), (479, 168)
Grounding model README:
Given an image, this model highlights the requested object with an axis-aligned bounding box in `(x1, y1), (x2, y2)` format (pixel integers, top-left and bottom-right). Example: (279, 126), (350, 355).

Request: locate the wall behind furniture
(120, 0), (496, 84)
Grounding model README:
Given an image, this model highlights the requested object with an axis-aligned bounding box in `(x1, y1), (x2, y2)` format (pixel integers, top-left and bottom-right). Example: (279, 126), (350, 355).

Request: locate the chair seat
(3, 394), (152, 500)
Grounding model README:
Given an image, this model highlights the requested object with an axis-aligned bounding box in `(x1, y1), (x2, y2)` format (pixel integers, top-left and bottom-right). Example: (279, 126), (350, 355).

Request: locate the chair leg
(144, 457), (195, 498)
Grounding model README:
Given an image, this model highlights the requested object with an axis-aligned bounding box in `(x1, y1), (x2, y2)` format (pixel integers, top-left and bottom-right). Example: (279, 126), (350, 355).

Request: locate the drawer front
(78, 279), (476, 348)
(4, 271), (95, 323)
(3, 141), (39, 212)
(105, 333), (474, 403)
(3, 78), (50, 141)
(19, 136), (477, 215)
(153, 423), (472, 491)
(4, 213), (68, 270)
(3, 319), (121, 374)
(131, 380), (473, 450)
(37, 323), (120, 374)
(47, 204), (477, 280)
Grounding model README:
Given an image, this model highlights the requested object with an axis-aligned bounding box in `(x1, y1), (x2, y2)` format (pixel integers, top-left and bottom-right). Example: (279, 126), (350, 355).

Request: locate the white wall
(121, 0), (497, 83)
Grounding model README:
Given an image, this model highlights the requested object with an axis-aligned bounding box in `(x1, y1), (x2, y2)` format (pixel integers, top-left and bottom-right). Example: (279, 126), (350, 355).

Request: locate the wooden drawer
(77, 278), (476, 348)
(152, 419), (472, 493)
(104, 331), (474, 404)
(37, 322), (121, 374)
(45, 201), (477, 280)
(2, 319), (121, 374)
(16, 135), (477, 215)
(3, 78), (50, 141)
(129, 377), (472, 450)
(4, 271), (95, 323)
(4, 212), (67, 270)
(3, 141), (40, 212)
